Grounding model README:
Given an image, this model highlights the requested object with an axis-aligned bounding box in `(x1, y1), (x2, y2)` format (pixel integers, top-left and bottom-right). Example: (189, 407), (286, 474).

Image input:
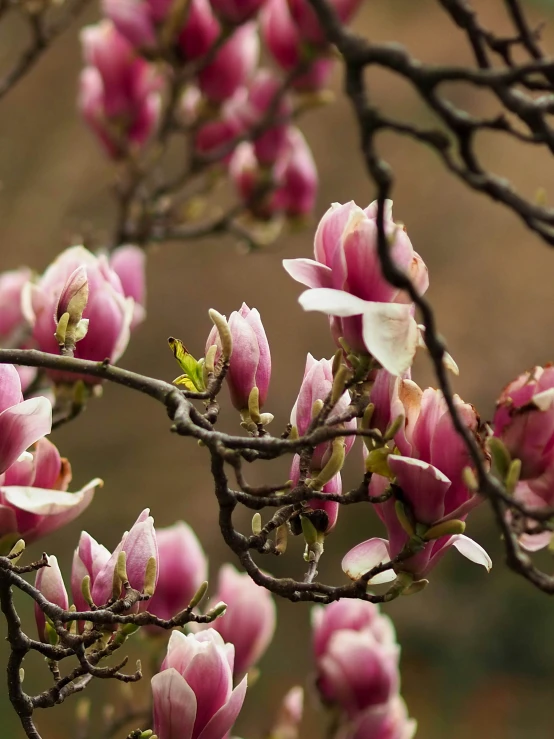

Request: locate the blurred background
(2, 0), (554, 737)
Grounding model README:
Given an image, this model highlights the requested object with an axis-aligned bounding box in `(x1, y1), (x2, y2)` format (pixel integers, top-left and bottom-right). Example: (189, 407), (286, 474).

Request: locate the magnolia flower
(283, 201), (429, 376)
(0, 437), (99, 550)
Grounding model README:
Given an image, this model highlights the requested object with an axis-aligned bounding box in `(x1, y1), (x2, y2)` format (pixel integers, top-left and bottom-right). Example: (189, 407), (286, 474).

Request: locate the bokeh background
(2, 0), (554, 736)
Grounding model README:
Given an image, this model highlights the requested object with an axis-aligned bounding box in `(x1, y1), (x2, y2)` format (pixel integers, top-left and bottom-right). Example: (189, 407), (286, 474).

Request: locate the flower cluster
(78, 0), (364, 225)
(313, 600), (416, 739)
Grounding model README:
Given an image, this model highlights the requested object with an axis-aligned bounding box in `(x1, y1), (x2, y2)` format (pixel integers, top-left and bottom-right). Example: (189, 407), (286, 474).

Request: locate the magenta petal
(388, 456), (450, 525)
(0, 504), (18, 538)
(196, 675), (247, 739)
(152, 668), (196, 739)
(0, 397), (52, 474)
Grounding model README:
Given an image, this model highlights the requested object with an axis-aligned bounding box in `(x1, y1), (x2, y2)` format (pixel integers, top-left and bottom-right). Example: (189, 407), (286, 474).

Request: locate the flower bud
(146, 521), (208, 623)
(55, 266), (89, 352)
(71, 531), (112, 611)
(287, 0), (362, 47)
(260, 0), (335, 91)
(206, 303), (271, 412)
(198, 22), (260, 103)
(177, 0), (220, 61)
(317, 629), (399, 714)
(91, 509), (158, 608)
(79, 21), (162, 157)
(208, 564), (276, 678)
(35, 555), (69, 642)
(151, 630), (247, 739)
(336, 696), (417, 739)
(210, 0), (267, 23)
(270, 128), (317, 218)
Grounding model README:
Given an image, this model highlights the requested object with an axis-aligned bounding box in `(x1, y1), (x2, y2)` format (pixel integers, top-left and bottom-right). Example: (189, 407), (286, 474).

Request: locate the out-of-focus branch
(0, 0), (92, 103)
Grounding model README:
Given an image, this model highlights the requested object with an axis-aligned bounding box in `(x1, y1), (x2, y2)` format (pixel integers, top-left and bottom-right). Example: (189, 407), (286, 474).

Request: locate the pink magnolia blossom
(0, 365), (52, 481)
(198, 23), (260, 103)
(336, 696), (417, 739)
(24, 245), (135, 383)
(210, 0), (267, 23)
(494, 365), (554, 485)
(260, 0), (334, 91)
(317, 628), (400, 715)
(283, 201), (429, 376)
(343, 378), (491, 581)
(79, 21), (162, 157)
(147, 521), (208, 622)
(0, 268), (31, 343)
(206, 303), (271, 411)
(287, 0), (362, 46)
(151, 629), (247, 739)
(89, 509), (158, 608)
(178, 0), (220, 61)
(270, 127), (317, 217)
(71, 530), (111, 611)
(102, 0), (171, 49)
(291, 354), (355, 469)
(493, 365), (554, 550)
(230, 128), (317, 220)
(208, 564), (276, 678)
(312, 599), (396, 660)
(239, 70), (293, 165)
(194, 90), (246, 163)
(109, 245), (147, 328)
(35, 555), (69, 642)
(0, 437), (99, 550)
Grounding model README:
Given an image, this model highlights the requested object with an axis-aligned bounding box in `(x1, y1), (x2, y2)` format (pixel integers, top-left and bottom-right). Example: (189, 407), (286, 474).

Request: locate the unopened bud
(188, 580), (209, 610)
(252, 512), (262, 535)
(143, 556), (157, 598)
(8, 539), (25, 563)
(311, 399), (324, 419)
(402, 578), (429, 596)
(330, 365), (349, 406)
(209, 309), (233, 360)
(81, 575), (95, 608)
(207, 601), (227, 620)
(275, 524), (287, 554)
(384, 414), (405, 442)
(395, 500), (415, 537)
(310, 439), (345, 488)
(506, 458), (522, 495)
(423, 519), (466, 540)
(462, 466), (479, 492)
(487, 436), (512, 480)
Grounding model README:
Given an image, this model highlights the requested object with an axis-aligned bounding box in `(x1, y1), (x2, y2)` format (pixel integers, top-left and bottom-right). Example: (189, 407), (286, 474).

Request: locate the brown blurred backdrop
(2, 0), (554, 737)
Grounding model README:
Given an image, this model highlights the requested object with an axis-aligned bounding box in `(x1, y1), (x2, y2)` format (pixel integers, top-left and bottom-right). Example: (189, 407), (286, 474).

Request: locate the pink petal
(196, 675), (247, 739)
(0, 397), (52, 474)
(32, 438), (62, 489)
(282, 258), (333, 289)
(0, 364), (23, 413)
(152, 668), (196, 739)
(183, 643), (233, 735)
(341, 538), (396, 584)
(388, 456), (450, 525)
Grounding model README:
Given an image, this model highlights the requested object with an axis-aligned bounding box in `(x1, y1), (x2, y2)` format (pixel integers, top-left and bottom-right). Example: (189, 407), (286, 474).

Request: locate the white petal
(341, 538), (397, 584)
(451, 534), (492, 571)
(532, 388), (554, 411)
(298, 288), (369, 317)
(362, 304), (419, 376)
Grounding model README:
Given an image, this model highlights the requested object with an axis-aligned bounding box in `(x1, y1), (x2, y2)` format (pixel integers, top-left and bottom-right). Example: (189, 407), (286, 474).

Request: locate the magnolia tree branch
(306, 0), (554, 593)
(0, 0), (92, 102)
